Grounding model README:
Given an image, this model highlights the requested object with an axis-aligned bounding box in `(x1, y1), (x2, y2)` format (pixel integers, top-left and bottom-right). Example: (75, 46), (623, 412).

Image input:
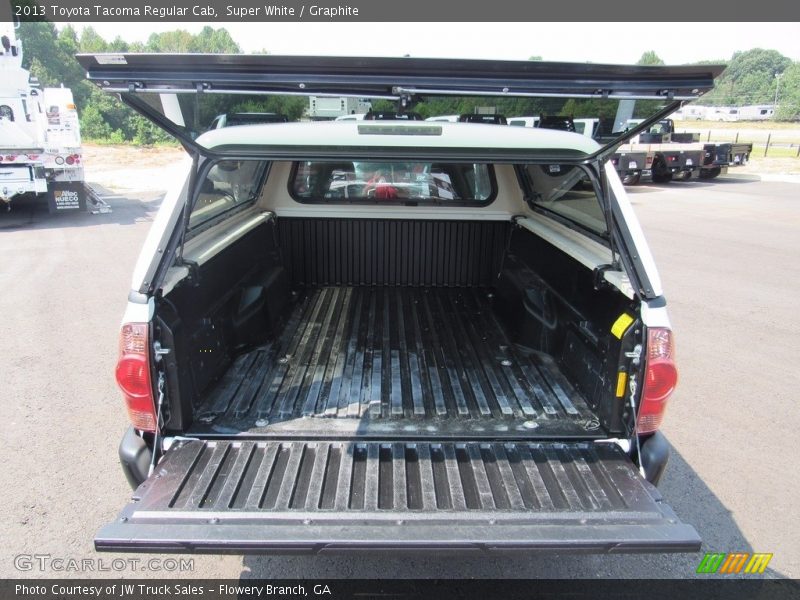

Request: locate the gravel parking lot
(0, 154), (797, 579)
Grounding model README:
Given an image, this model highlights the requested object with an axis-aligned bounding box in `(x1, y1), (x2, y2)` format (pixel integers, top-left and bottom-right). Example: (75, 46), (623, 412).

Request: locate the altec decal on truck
(0, 22), (88, 212)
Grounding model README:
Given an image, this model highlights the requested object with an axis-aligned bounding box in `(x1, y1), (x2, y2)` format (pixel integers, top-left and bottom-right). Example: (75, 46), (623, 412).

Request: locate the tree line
(16, 22), (800, 145)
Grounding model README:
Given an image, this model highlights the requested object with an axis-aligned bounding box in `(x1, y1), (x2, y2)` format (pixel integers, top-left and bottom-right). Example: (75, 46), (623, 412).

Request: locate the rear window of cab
(289, 161), (497, 206)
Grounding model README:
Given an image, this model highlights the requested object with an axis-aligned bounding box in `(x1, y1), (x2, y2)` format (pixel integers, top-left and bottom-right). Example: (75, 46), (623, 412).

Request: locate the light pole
(773, 73), (783, 117)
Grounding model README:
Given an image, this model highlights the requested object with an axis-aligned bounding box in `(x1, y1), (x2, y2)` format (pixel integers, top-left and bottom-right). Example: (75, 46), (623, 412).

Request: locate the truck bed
(190, 286), (601, 439)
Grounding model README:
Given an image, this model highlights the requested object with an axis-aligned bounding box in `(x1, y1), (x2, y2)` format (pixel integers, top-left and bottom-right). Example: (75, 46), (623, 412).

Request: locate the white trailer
(737, 105), (775, 121)
(670, 105), (709, 120)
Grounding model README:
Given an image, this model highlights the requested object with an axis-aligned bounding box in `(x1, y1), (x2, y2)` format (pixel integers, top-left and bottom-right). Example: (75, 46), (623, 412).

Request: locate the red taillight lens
(26, 154), (40, 160)
(115, 323), (157, 432)
(637, 327), (678, 434)
(5, 155), (15, 162)
(65, 155), (75, 165)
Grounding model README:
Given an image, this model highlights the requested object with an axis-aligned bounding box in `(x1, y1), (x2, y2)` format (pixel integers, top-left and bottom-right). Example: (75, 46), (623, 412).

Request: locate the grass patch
(674, 120), (800, 131)
(82, 137), (182, 149)
(752, 145), (800, 159)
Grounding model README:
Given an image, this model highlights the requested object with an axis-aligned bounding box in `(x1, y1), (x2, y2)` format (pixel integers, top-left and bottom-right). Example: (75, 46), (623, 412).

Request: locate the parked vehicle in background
(643, 119), (752, 180)
(537, 115), (577, 132)
(335, 113), (366, 121)
(308, 96), (372, 120)
(609, 119), (702, 184)
(0, 23), (87, 212)
(78, 52), (724, 554)
(425, 115), (460, 122)
(209, 112), (289, 128)
(363, 111), (423, 121)
(736, 105), (775, 121)
(458, 114), (507, 124)
(710, 107), (740, 122)
(507, 116), (540, 127)
(670, 105), (708, 120)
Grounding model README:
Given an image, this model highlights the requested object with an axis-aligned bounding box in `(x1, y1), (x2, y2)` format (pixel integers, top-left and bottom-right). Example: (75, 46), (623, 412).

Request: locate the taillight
(637, 327), (678, 434)
(26, 154), (40, 160)
(65, 155), (75, 165)
(115, 323), (157, 432)
(5, 155), (15, 162)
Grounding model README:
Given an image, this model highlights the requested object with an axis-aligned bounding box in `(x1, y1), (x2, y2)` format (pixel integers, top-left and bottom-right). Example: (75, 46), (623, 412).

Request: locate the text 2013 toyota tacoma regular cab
(77, 54), (724, 554)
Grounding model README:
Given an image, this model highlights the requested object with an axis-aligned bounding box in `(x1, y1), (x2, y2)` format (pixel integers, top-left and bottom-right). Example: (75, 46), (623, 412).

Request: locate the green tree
(637, 51), (665, 66)
(193, 26), (241, 53)
(775, 62), (800, 120)
(702, 48), (792, 106)
(78, 26), (109, 53)
(78, 103), (114, 139)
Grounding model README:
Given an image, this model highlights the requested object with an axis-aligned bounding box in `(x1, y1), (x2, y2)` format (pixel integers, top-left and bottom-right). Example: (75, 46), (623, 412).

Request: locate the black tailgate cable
(625, 344), (647, 478)
(148, 370), (167, 477)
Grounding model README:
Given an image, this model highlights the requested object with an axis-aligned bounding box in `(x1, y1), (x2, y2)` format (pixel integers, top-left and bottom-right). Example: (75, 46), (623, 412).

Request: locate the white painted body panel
(196, 121), (601, 154)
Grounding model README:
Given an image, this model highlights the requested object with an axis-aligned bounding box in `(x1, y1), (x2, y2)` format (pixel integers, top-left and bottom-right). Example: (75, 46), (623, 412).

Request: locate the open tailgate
(97, 439), (699, 553)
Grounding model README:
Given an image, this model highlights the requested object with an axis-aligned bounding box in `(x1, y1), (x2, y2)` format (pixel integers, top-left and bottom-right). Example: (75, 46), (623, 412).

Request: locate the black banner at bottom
(3, 579), (800, 600)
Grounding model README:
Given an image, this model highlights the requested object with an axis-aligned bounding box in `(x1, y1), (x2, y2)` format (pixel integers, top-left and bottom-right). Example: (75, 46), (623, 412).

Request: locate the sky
(67, 22), (800, 64)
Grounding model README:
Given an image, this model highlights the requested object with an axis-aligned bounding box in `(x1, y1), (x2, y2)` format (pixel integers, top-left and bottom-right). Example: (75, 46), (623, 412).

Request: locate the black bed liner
(96, 438), (700, 553)
(191, 286), (601, 439)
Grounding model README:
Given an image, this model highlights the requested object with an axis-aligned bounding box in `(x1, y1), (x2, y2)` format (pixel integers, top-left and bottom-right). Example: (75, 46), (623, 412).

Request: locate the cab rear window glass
(289, 161), (496, 205)
(522, 164), (608, 236)
(190, 160), (267, 229)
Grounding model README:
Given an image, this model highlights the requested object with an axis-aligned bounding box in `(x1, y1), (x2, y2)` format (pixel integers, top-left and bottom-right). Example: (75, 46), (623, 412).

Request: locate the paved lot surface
(0, 173), (797, 580)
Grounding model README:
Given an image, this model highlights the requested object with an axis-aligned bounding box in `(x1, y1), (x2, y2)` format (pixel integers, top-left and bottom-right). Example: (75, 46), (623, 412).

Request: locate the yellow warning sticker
(611, 313), (635, 339)
(615, 372), (627, 398)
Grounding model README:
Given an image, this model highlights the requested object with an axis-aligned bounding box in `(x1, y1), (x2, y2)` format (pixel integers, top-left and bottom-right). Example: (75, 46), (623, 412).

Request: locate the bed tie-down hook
(153, 341), (171, 363)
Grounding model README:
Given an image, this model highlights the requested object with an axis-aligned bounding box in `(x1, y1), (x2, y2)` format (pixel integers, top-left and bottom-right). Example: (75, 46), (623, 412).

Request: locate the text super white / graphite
(227, 5), (360, 16)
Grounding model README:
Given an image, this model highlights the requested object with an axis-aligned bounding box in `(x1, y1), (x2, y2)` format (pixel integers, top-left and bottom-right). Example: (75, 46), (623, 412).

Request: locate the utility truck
(0, 23), (88, 212)
(630, 119), (753, 181)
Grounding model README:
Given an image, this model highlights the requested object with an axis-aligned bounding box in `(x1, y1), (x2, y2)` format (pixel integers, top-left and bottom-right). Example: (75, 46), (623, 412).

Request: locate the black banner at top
(3, 0), (797, 22)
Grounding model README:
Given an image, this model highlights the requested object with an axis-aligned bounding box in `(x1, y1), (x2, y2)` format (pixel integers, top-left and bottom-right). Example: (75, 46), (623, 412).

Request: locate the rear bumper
(119, 426), (152, 490)
(639, 431), (670, 486)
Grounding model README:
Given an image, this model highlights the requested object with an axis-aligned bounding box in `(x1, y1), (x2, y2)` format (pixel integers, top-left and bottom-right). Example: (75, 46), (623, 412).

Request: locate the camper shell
(76, 53), (725, 555)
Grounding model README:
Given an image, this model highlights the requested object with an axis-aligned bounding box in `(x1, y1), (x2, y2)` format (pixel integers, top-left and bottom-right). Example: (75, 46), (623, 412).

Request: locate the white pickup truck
(77, 53), (724, 555)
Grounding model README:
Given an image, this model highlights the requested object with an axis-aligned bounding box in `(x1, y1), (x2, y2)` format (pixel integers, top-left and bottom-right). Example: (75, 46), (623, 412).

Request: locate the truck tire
(651, 157), (673, 184)
(673, 170), (691, 181)
(699, 167), (721, 179)
(622, 173), (641, 186)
